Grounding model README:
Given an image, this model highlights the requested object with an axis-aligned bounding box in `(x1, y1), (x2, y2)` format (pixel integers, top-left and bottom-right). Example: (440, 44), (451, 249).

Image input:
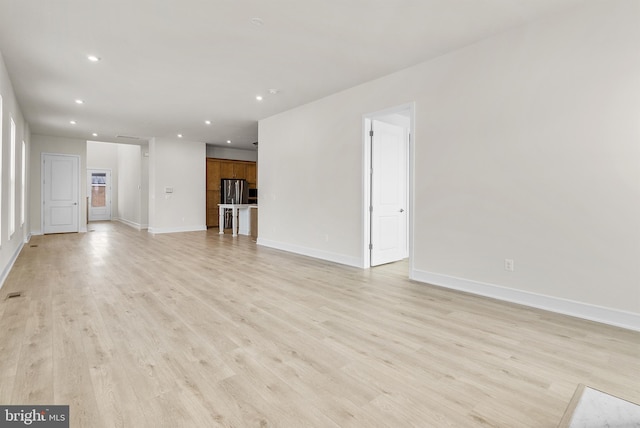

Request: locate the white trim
(411, 269), (640, 332)
(147, 225), (206, 234)
(0, 240), (25, 290)
(257, 238), (362, 268)
(362, 117), (372, 268)
(116, 218), (149, 230)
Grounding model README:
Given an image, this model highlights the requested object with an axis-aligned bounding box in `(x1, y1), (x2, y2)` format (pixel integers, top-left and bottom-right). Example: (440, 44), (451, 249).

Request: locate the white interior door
(88, 170), (111, 221)
(43, 153), (80, 234)
(371, 119), (408, 266)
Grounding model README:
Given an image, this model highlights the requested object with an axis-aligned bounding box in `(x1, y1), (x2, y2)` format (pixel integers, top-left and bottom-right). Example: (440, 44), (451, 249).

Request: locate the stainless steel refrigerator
(221, 179), (248, 228)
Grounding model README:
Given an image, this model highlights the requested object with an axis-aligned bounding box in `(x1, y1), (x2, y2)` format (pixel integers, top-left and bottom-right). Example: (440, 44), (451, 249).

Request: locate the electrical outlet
(504, 259), (515, 272)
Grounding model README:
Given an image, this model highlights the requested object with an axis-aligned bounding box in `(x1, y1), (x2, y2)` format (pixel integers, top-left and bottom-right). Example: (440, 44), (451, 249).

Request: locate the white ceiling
(0, 0), (585, 150)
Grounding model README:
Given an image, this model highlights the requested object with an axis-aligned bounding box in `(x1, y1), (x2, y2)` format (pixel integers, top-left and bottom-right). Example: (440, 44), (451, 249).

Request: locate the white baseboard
(148, 225), (207, 234)
(411, 269), (640, 332)
(257, 238), (362, 268)
(116, 218), (149, 230)
(0, 241), (25, 291)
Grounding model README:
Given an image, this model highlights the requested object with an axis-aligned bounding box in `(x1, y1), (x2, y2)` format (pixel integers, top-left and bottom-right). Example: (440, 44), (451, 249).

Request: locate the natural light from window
(21, 140), (26, 226)
(0, 95), (3, 244)
(9, 117), (16, 238)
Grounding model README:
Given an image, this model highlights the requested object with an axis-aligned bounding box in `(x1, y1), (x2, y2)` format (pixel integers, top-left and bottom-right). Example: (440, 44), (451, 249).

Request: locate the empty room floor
(0, 222), (638, 427)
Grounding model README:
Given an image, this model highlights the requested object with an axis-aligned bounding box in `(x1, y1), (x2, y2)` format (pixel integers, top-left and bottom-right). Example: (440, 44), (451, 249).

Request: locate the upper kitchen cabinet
(207, 159), (222, 189)
(246, 163), (257, 187)
(220, 160), (247, 179)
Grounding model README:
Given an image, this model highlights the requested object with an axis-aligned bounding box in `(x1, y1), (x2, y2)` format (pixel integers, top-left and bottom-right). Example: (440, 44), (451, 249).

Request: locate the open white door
(43, 153), (80, 234)
(88, 170), (112, 221)
(371, 119), (408, 266)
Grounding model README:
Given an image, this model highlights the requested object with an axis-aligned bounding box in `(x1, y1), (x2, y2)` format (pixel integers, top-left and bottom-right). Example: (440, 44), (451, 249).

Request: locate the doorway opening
(363, 104), (414, 270)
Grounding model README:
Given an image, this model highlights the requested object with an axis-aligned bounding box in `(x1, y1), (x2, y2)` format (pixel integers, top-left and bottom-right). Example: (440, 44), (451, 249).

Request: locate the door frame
(41, 152), (82, 234)
(362, 103), (415, 269)
(87, 168), (112, 221)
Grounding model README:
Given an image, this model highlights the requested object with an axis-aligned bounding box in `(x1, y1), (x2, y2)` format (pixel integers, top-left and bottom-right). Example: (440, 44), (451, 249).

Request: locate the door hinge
(369, 243), (373, 250)
(369, 130), (374, 137)
(369, 206), (373, 213)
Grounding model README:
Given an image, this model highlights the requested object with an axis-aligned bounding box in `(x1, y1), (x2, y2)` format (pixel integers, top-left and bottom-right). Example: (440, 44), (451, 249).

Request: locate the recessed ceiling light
(226, 140), (231, 144)
(250, 17), (264, 26)
(256, 95), (263, 101)
(75, 99), (84, 104)
(87, 55), (101, 62)
(205, 120), (211, 125)
(92, 133), (98, 137)
(268, 89), (279, 95)
(70, 120), (77, 125)
(177, 134), (183, 138)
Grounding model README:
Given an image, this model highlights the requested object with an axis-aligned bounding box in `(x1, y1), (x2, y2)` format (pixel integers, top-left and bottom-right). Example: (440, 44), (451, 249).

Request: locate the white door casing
(42, 153), (80, 234)
(370, 119), (408, 266)
(88, 169), (112, 221)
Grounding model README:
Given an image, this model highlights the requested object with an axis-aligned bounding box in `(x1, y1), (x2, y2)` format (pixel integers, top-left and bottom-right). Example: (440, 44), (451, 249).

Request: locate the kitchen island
(218, 204), (257, 237)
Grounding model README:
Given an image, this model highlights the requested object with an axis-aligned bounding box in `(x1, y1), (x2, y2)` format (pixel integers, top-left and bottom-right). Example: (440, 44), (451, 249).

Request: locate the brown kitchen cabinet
(207, 159), (221, 189)
(206, 158), (257, 228)
(206, 189), (220, 226)
(232, 162), (247, 179)
(219, 161), (234, 179)
(220, 161), (247, 179)
(246, 163), (257, 188)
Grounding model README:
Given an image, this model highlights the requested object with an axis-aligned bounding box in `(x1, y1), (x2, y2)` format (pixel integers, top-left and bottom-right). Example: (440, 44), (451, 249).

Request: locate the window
(90, 172), (107, 209)
(0, 95), (3, 243)
(21, 140), (26, 226)
(9, 117), (15, 237)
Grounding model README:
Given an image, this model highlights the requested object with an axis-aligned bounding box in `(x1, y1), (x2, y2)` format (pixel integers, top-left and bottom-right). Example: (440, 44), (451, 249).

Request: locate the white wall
(207, 145), (258, 162)
(258, 0), (640, 329)
(117, 144), (140, 226)
(30, 135), (87, 235)
(148, 138), (206, 233)
(87, 141), (119, 218)
(117, 144), (147, 228)
(140, 144), (149, 228)
(0, 51), (30, 288)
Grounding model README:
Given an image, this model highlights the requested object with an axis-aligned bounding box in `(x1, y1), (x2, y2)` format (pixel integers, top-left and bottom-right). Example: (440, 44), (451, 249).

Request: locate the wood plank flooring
(1, 221), (638, 427)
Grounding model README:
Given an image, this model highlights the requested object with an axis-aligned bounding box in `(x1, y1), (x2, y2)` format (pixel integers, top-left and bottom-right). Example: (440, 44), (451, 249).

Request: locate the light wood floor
(1, 222), (638, 427)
